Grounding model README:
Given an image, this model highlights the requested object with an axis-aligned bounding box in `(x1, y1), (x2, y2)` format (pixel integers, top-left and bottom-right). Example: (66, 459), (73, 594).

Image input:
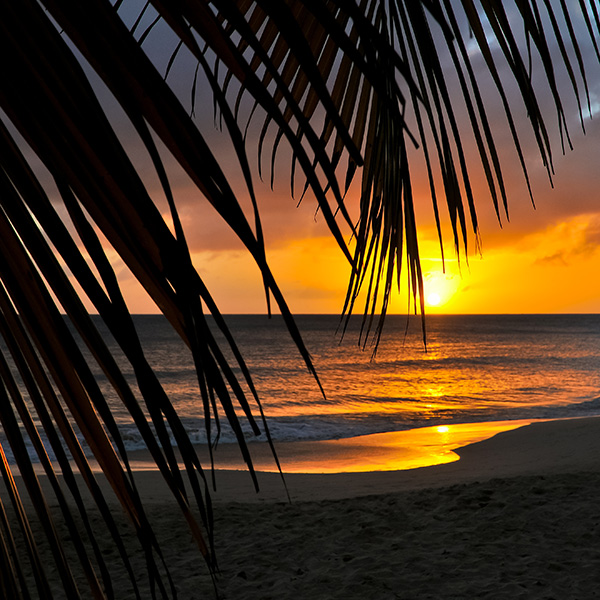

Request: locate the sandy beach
(10, 416), (600, 598)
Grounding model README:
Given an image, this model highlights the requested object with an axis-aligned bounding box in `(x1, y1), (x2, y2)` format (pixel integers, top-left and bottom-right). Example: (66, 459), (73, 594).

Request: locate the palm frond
(0, 0), (598, 597)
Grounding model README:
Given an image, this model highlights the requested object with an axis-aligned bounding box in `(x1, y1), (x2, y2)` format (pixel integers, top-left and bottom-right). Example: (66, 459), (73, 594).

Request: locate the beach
(11, 416), (600, 598)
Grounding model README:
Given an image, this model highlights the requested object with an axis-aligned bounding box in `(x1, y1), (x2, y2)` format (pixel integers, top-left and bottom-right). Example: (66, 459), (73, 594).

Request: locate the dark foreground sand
(10, 417), (600, 598)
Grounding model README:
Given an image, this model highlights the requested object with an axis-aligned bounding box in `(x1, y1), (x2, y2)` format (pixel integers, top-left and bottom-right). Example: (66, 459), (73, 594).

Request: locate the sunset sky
(108, 4), (600, 316)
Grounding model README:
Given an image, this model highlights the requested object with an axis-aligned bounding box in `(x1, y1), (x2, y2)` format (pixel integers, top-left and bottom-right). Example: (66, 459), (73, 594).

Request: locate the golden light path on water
(256, 357), (508, 425)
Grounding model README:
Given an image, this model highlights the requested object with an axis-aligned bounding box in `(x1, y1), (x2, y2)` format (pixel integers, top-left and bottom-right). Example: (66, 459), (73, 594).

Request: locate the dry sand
(11, 417), (600, 598)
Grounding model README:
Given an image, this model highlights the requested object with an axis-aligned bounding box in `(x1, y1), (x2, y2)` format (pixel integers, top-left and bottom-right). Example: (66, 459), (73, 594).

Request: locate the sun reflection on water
(204, 420), (535, 473)
(277, 420), (534, 472)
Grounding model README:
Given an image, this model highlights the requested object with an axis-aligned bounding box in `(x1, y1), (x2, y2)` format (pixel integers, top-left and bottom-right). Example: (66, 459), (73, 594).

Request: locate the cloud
(532, 214), (600, 267)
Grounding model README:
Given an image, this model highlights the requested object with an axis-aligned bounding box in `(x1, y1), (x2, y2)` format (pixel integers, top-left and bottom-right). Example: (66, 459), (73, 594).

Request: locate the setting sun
(427, 292), (442, 306)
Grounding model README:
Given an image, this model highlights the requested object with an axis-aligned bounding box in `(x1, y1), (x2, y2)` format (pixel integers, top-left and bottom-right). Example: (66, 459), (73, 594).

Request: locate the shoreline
(18, 416), (600, 505)
(117, 415), (600, 504)
(125, 418), (536, 475)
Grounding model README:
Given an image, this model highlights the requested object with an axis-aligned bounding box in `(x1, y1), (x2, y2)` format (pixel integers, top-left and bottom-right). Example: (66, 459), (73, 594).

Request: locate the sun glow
(423, 270), (460, 309)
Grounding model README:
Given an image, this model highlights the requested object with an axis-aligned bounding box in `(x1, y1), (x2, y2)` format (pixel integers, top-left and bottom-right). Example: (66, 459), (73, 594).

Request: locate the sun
(427, 292), (442, 307)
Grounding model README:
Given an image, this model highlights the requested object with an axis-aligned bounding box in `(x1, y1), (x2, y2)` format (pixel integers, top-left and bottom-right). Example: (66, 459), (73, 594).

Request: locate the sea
(6, 313), (600, 463)
(95, 313), (600, 451)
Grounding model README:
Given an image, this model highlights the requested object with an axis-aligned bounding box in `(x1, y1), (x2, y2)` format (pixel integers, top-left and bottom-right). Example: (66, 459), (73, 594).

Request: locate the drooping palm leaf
(0, 0), (598, 597)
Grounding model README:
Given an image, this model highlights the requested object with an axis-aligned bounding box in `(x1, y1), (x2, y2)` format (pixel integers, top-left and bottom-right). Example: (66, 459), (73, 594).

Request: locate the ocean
(5, 314), (600, 463)
(95, 313), (600, 452)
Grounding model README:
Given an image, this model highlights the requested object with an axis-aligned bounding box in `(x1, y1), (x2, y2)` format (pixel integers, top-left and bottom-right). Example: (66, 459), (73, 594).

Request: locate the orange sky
(117, 130), (600, 316)
(98, 5), (600, 316)
(115, 101), (600, 316)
